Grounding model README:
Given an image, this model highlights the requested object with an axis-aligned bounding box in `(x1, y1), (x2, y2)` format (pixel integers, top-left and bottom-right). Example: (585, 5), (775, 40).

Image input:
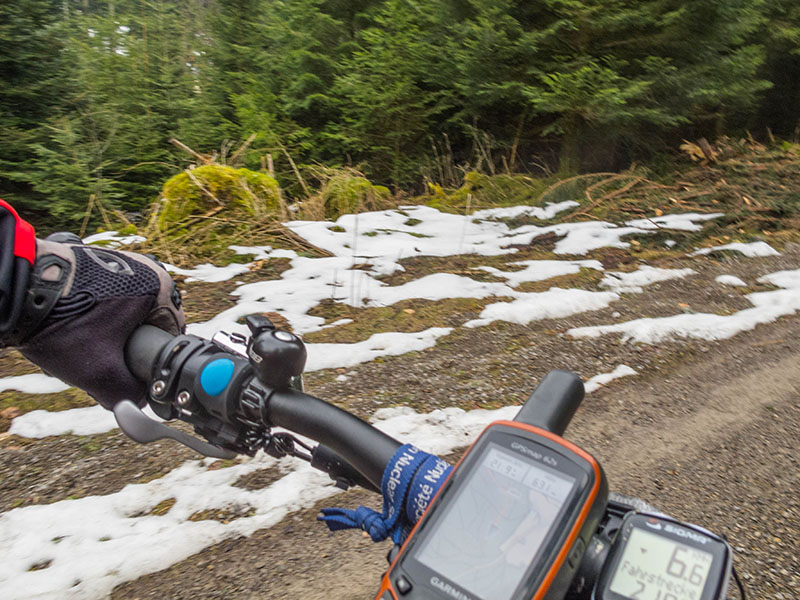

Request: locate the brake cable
(264, 431), (314, 463)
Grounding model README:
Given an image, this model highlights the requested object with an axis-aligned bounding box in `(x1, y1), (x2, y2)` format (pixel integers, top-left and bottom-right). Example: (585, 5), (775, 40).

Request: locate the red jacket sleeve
(0, 199), (36, 264)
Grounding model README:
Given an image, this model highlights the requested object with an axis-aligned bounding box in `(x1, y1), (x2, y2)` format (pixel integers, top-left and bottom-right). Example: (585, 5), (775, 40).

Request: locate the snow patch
(472, 201), (579, 221)
(82, 231), (146, 248)
(479, 259), (603, 287)
(305, 328), (453, 371)
(626, 213), (723, 232)
(0, 374), (70, 394)
(690, 241), (779, 258)
(715, 275), (747, 287)
(568, 268), (800, 343)
(179, 207), (721, 337)
(584, 365), (637, 393)
(600, 266), (695, 294)
(166, 262), (251, 283)
(0, 455), (337, 600)
(465, 288), (619, 328)
(9, 405), (164, 439)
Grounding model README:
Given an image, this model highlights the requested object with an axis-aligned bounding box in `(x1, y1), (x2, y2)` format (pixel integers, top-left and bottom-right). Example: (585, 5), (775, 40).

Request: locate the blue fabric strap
(318, 444), (453, 544)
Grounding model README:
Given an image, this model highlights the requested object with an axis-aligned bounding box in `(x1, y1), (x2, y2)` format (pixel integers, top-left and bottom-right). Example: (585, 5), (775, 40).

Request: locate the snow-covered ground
(1, 203), (796, 599)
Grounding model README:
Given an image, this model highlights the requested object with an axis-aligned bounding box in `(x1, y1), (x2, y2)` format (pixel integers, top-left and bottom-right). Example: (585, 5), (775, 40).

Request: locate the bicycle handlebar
(125, 325), (401, 489)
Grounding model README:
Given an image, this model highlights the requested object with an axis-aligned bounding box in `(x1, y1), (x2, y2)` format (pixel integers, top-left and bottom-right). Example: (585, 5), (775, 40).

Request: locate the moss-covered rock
(300, 168), (391, 220)
(157, 165), (281, 230)
(426, 172), (552, 210)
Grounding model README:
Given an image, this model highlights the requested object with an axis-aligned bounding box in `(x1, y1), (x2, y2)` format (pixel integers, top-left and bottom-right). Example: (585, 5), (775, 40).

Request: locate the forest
(2, 0), (800, 230)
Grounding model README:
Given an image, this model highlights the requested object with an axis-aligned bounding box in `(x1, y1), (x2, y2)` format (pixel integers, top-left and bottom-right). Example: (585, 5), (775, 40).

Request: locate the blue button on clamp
(200, 358), (235, 396)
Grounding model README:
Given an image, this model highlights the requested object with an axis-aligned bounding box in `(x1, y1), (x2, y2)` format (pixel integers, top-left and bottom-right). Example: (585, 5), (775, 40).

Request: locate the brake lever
(113, 400), (238, 459)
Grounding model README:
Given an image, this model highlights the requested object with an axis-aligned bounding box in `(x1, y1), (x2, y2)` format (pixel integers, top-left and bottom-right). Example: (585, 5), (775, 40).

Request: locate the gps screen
(609, 528), (713, 600)
(413, 443), (576, 600)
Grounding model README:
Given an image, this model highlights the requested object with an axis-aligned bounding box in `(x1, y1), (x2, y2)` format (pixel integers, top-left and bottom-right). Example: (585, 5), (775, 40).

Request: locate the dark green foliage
(0, 0), (797, 231)
(0, 0), (72, 217)
(759, 0), (800, 136)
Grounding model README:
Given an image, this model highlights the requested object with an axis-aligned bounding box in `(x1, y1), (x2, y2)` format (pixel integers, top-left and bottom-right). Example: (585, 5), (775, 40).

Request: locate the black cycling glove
(1, 200), (185, 409)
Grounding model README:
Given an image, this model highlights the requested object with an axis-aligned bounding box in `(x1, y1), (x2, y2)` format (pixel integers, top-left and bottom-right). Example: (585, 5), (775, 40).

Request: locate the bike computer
(378, 420), (608, 600)
(595, 512), (733, 600)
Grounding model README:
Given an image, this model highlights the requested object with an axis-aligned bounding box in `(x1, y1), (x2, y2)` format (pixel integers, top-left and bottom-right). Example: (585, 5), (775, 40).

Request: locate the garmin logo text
(430, 577), (474, 600)
(665, 524), (709, 544)
(511, 442), (557, 467)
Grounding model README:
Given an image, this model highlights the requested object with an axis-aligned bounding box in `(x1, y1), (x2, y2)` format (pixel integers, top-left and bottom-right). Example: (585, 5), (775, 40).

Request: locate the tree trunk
(559, 115), (582, 175)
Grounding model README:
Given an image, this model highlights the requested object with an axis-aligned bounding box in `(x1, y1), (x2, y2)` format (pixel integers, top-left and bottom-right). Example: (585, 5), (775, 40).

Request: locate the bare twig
(509, 111), (526, 171)
(158, 206), (226, 238)
(538, 172), (618, 204)
(281, 147), (311, 196)
(79, 194), (96, 238)
(564, 176), (643, 221)
(229, 133), (257, 166)
(94, 195), (115, 231)
(169, 138), (213, 164)
(120, 161), (182, 173)
(185, 169), (223, 206)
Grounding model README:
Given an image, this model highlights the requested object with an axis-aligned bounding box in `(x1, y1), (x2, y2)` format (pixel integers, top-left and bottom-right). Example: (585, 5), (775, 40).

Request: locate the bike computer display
(595, 512), (732, 600)
(378, 421), (608, 600)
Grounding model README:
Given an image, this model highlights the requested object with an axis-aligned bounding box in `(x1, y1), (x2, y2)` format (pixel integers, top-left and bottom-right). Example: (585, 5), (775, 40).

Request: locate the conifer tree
(333, 0), (454, 188)
(0, 0), (71, 216)
(759, 0), (800, 136)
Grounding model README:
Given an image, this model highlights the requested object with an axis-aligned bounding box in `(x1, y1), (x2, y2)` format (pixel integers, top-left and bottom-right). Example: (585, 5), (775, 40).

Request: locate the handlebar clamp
(136, 317), (308, 457)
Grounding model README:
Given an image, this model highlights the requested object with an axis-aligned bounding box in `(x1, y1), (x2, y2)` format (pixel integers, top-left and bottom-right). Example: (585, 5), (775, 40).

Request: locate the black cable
(731, 566), (747, 599)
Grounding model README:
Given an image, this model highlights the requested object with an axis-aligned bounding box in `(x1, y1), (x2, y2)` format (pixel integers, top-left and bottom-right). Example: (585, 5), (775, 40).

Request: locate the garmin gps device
(377, 420), (608, 600)
(595, 512), (733, 600)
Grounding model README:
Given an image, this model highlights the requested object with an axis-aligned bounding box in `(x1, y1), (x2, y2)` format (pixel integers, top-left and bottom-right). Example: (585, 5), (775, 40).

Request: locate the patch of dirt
(178, 257), (292, 323)
(305, 297), (502, 344)
(377, 252), (556, 286)
(188, 505), (256, 523)
(233, 465), (288, 491)
(0, 429), (196, 511)
(0, 348), (40, 376)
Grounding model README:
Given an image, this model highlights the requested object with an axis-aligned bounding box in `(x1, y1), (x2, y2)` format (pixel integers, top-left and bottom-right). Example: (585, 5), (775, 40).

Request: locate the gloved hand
(1, 201), (185, 409)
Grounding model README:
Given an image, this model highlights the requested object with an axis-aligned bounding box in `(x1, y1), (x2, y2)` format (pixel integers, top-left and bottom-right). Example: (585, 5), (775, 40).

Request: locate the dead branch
(158, 206), (226, 239)
(79, 195), (96, 238)
(538, 172), (619, 203)
(583, 174), (633, 203)
(185, 169), (223, 206)
(169, 138), (213, 165)
(697, 138), (718, 162)
(229, 133), (257, 166)
(565, 177), (643, 221)
(281, 147), (311, 196)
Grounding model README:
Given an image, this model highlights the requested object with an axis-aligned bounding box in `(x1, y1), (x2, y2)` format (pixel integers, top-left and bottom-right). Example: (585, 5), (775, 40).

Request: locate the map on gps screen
(415, 444), (576, 600)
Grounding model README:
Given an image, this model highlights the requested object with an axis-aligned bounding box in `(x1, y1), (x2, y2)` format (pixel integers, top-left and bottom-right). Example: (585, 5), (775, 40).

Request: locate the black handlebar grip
(268, 387), (401, 488)
(124, 325), (401, 489)
(514, 370), (585, 436)
(126, 325), (174, 382)
(311, 444), (381, 493)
